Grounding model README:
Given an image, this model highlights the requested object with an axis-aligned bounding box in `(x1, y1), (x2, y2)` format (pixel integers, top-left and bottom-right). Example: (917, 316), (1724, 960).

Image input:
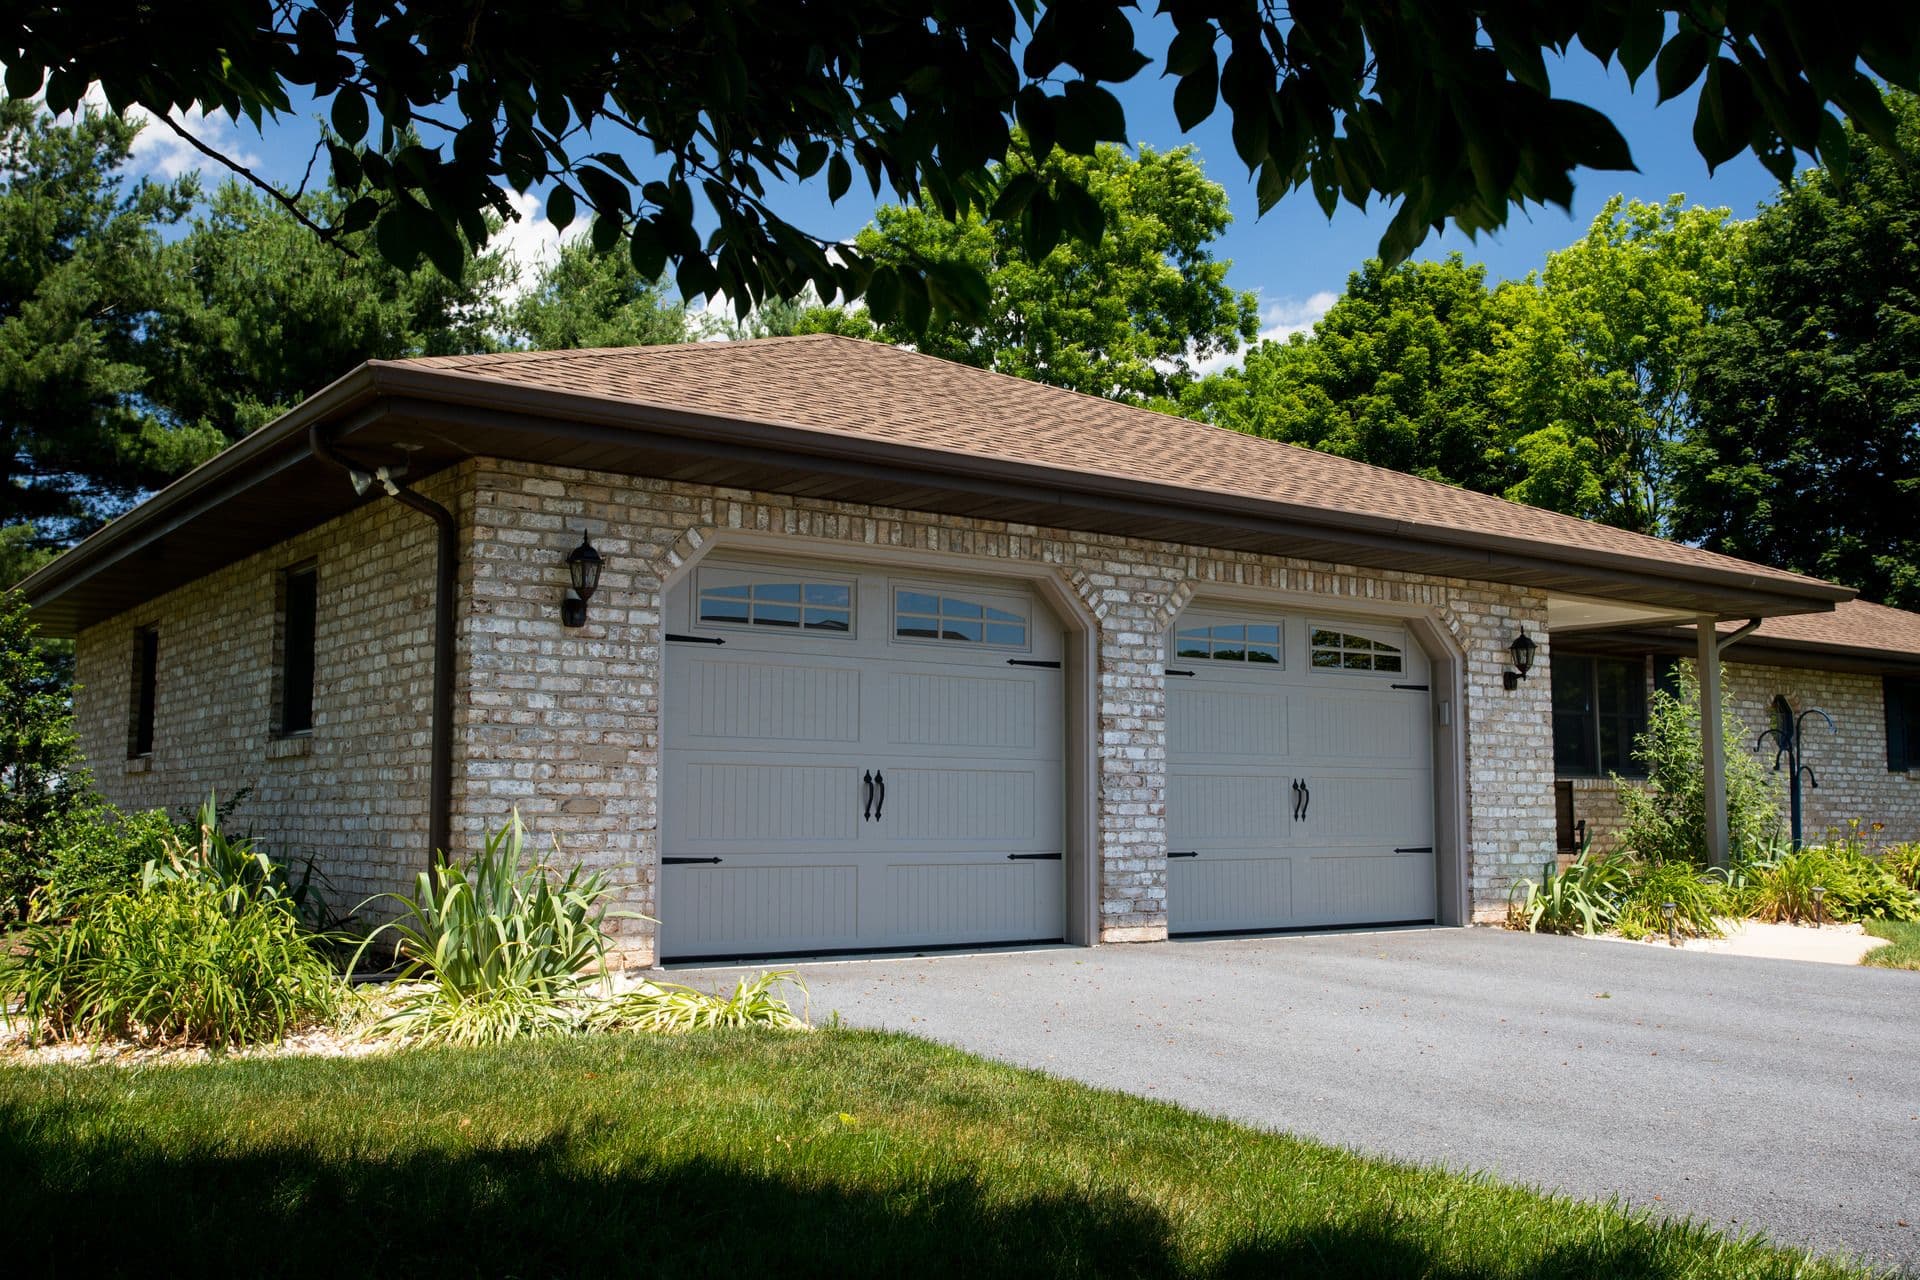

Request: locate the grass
(0, 1031), (1874, 1278)
(1862, 919), (1920, 970)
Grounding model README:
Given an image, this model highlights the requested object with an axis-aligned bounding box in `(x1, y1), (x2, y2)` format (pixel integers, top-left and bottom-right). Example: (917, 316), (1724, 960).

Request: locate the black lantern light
(562, 532), (603, 627)
(1504, 629), (1537, 690)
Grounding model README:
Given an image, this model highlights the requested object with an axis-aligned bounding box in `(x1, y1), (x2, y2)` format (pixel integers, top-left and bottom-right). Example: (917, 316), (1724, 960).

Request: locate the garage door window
(894, 589), (1028, 647)
(698, 578), (852, 632)
(1174, 622), (1281, 664)
(1310, 627), (1404, 673)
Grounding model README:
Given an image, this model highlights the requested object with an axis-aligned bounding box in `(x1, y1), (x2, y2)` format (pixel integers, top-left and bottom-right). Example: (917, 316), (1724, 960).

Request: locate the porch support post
(1697, 616), (1729, 870)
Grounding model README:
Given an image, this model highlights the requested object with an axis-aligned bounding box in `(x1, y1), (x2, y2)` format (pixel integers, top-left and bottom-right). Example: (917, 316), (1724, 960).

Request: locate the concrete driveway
(678, 927), (1920, 1272)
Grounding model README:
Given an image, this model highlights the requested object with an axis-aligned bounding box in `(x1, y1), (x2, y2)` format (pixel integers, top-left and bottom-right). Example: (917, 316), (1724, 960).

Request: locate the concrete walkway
(678, 927), (1920, 1272)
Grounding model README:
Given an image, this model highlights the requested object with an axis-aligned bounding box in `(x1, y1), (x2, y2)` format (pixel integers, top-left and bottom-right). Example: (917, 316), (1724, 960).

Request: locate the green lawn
(0, 1030), (1871, 1278)
(1863, 918), (1920, 969)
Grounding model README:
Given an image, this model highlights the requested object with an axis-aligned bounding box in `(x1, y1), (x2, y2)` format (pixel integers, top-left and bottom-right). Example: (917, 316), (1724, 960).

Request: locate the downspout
(309, 425), (456, 867)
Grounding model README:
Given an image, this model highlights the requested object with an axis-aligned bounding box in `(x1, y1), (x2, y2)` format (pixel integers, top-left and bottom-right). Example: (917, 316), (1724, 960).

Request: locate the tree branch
(150, 110), (357, 256)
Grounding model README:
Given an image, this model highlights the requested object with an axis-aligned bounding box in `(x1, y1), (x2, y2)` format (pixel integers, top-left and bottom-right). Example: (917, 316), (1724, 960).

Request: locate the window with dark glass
(1174, 622), (1281, 665)
(698, 580), (851, 632)
(894, 589), (1027, 647)
(1552, 655), (1648, 777)
(277, 565), (318, 735)
(1884, 677), (1920, 772)
(129, 626), (158, 757)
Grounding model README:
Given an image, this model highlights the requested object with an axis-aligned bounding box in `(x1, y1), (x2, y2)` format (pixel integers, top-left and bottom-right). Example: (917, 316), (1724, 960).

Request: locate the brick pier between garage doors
(456, 459), (1553, 965)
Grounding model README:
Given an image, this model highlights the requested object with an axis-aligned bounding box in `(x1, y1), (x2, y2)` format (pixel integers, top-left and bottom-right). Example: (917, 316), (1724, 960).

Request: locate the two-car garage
(661, 554), (1439, 961)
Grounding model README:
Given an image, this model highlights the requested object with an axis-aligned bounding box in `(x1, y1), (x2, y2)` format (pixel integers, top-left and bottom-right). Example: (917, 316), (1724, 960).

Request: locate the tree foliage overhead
(848, 141), (1258, 400)
(6, 2), (1915, 327)
(1673, 90), (1920, 607)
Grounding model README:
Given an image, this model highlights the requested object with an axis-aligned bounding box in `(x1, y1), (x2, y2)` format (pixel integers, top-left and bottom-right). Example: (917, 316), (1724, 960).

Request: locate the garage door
(1165, 608), (1435, 934)
(660, 556), (1065, 959)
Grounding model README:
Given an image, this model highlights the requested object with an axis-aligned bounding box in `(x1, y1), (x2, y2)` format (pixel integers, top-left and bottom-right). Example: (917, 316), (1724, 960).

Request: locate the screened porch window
(1553, 656), (1648, 777)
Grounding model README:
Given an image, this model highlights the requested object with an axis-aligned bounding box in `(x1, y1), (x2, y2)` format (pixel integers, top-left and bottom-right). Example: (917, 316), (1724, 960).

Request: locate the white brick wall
(77, 455), (1562, 963)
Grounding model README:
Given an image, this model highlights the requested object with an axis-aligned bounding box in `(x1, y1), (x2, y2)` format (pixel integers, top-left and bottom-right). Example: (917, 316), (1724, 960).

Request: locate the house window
(128, 626), (158, 757)
(276, 564), (318, 736)
(1174, 622), (1281, 664)
(1309, 627), (1404, 673)
(698, 580), (851, 632)
(894, 589), (1028, 647)
(1553, 656), (1648, 777)
(1884, 677), (1920, 772)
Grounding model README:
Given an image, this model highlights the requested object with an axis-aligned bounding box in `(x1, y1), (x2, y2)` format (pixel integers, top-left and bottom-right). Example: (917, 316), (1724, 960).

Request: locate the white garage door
(1165, 609), (1436, 934)
(660, 556), (1065, 959)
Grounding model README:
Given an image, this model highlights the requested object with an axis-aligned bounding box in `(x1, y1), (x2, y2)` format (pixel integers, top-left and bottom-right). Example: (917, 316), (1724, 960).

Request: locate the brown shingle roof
(1741, 599), (1920, 659)
(396, 334), (1830, 594)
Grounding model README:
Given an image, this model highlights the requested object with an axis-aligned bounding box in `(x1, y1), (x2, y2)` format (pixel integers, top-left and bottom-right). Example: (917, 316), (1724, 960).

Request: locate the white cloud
(490, 187), (584, 304)
(1192, 288), (1337, 374)
(54, 86), (266, 182)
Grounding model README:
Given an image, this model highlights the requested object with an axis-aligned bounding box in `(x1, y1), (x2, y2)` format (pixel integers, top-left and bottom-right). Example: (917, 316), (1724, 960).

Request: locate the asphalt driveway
(678, 928), (1920, 1272)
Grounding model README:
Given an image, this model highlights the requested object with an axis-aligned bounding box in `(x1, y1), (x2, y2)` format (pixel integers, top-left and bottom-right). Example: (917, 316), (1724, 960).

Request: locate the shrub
(358, 811), (620, 1046)
(1507, 848), (1634, 935)
(1615, 664), (1779, 864)
(1882, 842), (1920, 892)
(0, 590), (93, 922)
(588, 971), (811, 1034)
(1, 876), (342, 1048)
(143, 792), (322, 921)
(1614, 859), (1730, 941)
(36, 806), (180, 915)
(1746, 844), (1920, 924)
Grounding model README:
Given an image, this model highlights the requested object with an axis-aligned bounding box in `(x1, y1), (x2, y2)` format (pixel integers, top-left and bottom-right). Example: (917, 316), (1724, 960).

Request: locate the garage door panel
(886, 672), (1040, 751)
(675, 761), (861, 846)
(1169, 771), (1294, 841)
(677, 658), (861, 744)
(660, 862), (860, 958)
(1307, 853), (1435, 923)
(888, 861), (1062, 942)
(1300, 773), (1428, 846)
(1167, 688), (1288, 758)
(882, 767), (1043, 844)
(1294, 693), (1420, 763)
(1169, 856), (1293, 933)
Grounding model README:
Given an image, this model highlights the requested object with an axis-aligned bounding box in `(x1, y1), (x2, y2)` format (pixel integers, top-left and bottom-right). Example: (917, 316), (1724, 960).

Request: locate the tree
(852, 142), (1257, 400)
(1496, 196), (1741, 534)
(1616, 663), (1778, 864)
(1673, 91), (1920, 605)
(0, 99), (217, 553)
(149, 180), (512, 440)
(6, 2), (1912, 324)
(1180, 256), (1510, 490)
(507, 240), (688, 351)
(0, 590), (90, 920)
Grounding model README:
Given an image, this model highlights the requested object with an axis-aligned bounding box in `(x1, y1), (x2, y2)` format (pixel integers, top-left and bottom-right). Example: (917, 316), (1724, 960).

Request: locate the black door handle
(874, 770), (885, 820)
(1300, 780), (1310, 822)
(1291, 779), (1303, 821)
(862, 770), (873, 821)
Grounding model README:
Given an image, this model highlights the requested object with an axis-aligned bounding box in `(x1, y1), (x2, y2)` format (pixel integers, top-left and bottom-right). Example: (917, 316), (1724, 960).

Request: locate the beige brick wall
(74, 466), (471, 915)
(73, 454), (1564, 962)
(461, 459), (1555, 959)
(1557, 657), (1920, 853)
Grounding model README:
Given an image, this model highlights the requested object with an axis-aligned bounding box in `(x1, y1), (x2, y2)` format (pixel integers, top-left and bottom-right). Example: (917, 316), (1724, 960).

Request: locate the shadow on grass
(1, 1120), (1691, 1280)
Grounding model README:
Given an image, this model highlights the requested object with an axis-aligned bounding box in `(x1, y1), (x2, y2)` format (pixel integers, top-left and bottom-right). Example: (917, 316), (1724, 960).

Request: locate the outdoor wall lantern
(1503, 629), (1537, 691)
(561, 532), (603, 627)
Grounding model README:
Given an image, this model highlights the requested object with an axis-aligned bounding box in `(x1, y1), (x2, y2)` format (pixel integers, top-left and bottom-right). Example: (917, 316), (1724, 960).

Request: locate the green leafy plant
(356, 811), (621, 1046)
(1614, 859), (1730, 941)
(1881, 842), (1920, 892)
(1615, 664), (1779, 864)
(140, 791), (335, 926)
(1746, 844), (1920, 925)
(588, 971), (811, 1034)
(1506, 847), (1634, 936)
(0, 590), (94, 922)
(34, 805), (180, 916)
(1, 876), (342, 1048)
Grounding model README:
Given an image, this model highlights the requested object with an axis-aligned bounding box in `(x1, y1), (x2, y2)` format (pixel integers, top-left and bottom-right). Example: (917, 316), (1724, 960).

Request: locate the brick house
(1550, 601), (1920, 854)
(20, 336), (1890, 964)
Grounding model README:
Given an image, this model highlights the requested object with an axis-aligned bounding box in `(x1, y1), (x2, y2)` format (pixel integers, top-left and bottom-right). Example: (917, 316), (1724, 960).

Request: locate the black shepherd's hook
(1755, 696), (1836, 850)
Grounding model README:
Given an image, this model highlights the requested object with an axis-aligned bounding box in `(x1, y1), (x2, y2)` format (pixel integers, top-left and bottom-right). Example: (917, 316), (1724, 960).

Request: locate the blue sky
(115, 14), (1789, 344)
